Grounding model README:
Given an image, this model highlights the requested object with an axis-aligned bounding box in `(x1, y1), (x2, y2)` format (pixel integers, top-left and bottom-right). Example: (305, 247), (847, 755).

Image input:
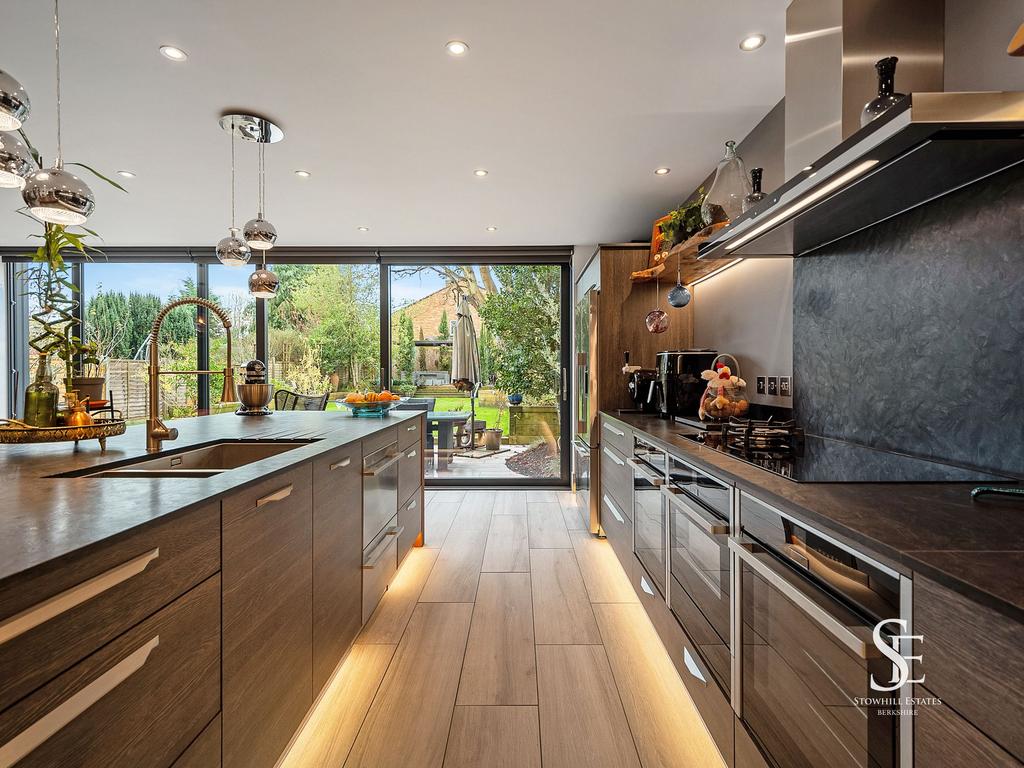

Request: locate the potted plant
(70, 341), (105, 403)
(482, 400), (506, 451)
(658, 188), (706, 249)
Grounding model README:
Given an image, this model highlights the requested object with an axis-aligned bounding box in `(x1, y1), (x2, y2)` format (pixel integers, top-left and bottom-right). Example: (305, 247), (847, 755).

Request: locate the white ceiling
(0, 0), (785, 248)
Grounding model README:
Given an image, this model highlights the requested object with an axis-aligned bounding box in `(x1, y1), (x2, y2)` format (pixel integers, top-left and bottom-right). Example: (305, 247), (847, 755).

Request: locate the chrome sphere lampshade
(243, 216), (277, 250)
(248, 266), (280, 299)
(0, 69), (31, 131)
(216, 227), (251, 267)
(22, 167), (95, 224)
(0, 131), (33, 189)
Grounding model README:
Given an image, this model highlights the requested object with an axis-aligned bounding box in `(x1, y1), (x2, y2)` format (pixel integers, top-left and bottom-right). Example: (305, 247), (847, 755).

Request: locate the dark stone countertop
(605, 411), (1024, 624)
(0, 411), (420, 588)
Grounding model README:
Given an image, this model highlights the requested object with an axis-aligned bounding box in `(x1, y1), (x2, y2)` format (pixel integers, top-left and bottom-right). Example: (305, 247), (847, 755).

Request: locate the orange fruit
(365, 392), (379, 403)
(344, 393), (361, 403)
(379, 390), (392, 399)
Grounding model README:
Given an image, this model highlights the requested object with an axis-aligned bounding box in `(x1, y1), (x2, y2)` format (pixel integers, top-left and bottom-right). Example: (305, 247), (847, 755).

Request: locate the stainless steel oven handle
(362, 532), (398, 569)
(601, 447), (624, 466)
(362, 451), (402, 476)
(602, 494), (625, 524)
(728, 537), (872, 659)
(662, 487), (728, 535)
(629, 458), (664, 485)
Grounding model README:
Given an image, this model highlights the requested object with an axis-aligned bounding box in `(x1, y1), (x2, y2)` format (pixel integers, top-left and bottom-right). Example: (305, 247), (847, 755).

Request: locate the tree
(437, 309), (451, 371)
(390, 265), (497, 310)
(394, 311), (415, 383)
(478, 265), (560, 400)
(417, 327), (426, 371)
(478, 324), (496, 385)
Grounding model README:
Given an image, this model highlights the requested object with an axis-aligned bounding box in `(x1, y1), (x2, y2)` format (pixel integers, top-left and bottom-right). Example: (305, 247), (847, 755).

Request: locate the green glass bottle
(24, 354), (59, 427)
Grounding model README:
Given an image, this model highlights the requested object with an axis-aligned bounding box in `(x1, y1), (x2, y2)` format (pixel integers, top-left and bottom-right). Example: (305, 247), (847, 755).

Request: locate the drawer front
(915, 686), (1021, 768)
(0, 575), (220, 768)
(222, 462), (314, 519)
(600, 444), (632, 516)
(398, 441), (423, 507)
(172, 714), (221, 768)
(365, 425), (399, 456)
(312, 446), (363, 696)
(398, 493), (422, 565)
(600, 493), (633, 567)
(734, 717), (770, 768)
(362, 524), (399, 625)
(0, 503), (220, 713)
(600, 417), (631, 457)
(916, 576), (1024, 761)
(630, 557), (734, 765)
(398, 415), (423, 450)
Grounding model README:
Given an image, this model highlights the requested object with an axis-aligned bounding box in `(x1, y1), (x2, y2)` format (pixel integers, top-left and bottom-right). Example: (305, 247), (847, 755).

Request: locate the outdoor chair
(273, 389), (330, 411)
(456, 418), (488, 448)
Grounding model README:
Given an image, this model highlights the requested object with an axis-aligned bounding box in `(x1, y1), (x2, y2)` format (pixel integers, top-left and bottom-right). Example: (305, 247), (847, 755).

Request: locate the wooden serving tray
(0, 419), (127, 451)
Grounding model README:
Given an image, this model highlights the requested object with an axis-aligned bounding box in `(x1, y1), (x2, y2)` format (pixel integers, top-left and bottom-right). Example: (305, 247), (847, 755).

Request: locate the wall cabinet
(222, 464), (313, 768)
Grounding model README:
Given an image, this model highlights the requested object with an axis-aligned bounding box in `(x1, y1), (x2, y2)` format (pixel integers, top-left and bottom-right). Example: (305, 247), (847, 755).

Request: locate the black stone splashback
(793, 162), (1024, 477)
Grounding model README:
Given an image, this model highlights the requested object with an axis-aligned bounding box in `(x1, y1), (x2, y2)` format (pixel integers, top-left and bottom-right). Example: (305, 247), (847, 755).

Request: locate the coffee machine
(654, 349), (717, 419)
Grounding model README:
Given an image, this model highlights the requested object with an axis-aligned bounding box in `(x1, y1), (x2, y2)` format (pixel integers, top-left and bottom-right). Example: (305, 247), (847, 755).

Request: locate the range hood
(699, 90), (1024, 260)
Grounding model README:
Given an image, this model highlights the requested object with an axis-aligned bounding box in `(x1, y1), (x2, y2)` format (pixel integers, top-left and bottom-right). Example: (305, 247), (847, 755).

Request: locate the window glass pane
(208, 264), (257, 411)
(264, 264), (381, 406)
(80, 262), (198, 422)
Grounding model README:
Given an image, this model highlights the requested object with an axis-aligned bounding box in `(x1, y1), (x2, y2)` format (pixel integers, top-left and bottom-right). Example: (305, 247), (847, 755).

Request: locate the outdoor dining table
(427, 411), (471, 471)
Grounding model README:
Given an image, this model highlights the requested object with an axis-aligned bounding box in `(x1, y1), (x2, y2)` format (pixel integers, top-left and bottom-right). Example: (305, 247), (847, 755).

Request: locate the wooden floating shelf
(630, 221), (729, 284)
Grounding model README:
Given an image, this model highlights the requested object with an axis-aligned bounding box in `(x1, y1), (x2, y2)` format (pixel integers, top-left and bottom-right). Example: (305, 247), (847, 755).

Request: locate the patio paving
(424, 443), (550, 480)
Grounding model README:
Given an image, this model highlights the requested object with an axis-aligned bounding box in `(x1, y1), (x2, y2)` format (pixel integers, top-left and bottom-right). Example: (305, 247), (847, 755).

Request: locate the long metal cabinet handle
(406, 449), (417, 459)
(406, 498), (417, 510)
(362, 452), (401, 477)
(256, 484), (293, 507)
(0, 635), (160, 766)
(603, 423), (625, 437)
(602, 494), (625, 524)
(406, 423), (418, 432)
(0, 549), (160, 646)
(728, 538), (871, 658)
(662, 487), (728, 535)
(629, 458), (664, 485)
(362, 536), (394, 570)
(601, 447), (624, 466)
(329, 457), (352, 470)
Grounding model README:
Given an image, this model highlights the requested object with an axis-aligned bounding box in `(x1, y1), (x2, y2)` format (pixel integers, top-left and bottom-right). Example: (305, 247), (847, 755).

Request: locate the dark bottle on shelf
(742, 167), (767, 213)
(861, 56), (906, 126)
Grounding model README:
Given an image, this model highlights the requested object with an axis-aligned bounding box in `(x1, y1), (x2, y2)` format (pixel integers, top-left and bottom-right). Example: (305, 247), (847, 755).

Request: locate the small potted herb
(658, 188), (706, 248)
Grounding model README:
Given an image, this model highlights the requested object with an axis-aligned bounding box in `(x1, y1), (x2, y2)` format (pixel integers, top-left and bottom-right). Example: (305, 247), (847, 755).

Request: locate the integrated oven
(733, 491), (910, 768)
(665, 454), (732, 696)
(631, 436), (667, 594)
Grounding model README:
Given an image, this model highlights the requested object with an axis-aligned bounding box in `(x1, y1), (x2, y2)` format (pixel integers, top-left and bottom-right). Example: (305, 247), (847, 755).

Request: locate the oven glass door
(734, 538), (898, 768)
(666, 486), (731, 693)
(632, 440), (666, 594)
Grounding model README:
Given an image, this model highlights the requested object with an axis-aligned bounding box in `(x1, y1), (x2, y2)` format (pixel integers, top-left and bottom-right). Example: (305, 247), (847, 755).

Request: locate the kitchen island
(0, 410), (425, 768)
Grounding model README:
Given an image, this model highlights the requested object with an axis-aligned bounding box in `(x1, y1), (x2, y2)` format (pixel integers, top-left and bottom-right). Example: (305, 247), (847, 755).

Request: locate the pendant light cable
(229, 127), (236, 228)
(53, 0), (62, 168)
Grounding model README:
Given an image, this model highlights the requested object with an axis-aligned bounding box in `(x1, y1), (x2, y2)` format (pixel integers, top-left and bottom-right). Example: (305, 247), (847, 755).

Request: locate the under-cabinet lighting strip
(723, 159), (880, 252)
(689, 258), (744, 287)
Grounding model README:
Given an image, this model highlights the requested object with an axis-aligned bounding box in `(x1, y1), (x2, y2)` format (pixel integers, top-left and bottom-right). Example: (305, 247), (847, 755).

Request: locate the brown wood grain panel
(398, 441), (423, 511)
(530, 549), (601, 644)
(734, 716), (770, 768)
(443, 706), (541, 768)
(457, 572), (537, 705)
(419, 525), (488, 603)
(222, 465), (313, 768)
(312, 444), (363, 695)
(344, 603), (474, 768)
(599, 444), (633, 518)
(915, 687), (1020, 767)
(172, 714), (221, 768)
(482, 514), (530, 572)
(398, 414), (423, 450)
(363, 425), (399, 456)
(0, 502), (220, 713)
(527, 502), (571, 549)
(0, 575), (220, 768)
(398, 491), (423, 564)
(916, 575), (1024, 760)
(536, 644), (641, 768)
(280, 644), (397, 768)
(358, 547), (438, 645)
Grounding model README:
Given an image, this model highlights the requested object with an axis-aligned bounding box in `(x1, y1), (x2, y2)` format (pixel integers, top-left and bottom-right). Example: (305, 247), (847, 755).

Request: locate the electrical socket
(780, 376), (792, 397)
(756, 376), (766, 395)
(767, 377), (779, 396)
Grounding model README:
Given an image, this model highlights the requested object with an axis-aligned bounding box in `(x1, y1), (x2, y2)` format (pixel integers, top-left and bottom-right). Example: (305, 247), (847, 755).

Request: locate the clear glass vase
(24, 354), (59, 427)
(702, 141), (751, 226)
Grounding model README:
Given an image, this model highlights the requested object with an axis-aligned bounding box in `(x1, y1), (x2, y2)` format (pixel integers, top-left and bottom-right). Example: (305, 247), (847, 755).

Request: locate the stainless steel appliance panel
(668, 453), (731, 519)
(571, 439), (595, 532)
(362, 442), (400, 548)
(632, 437), (667, 595)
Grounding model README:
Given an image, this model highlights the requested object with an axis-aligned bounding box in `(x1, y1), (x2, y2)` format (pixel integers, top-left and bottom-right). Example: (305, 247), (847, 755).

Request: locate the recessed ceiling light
(116, 170), (136, 178)
(294, 170), (311, 178)
(159, 45), (188, 61)
(654, 167), (671, 176)
(473, 169), (488, 177)
(357, 226), (369, 232)
(446, 40), (469, 56)
(739, 34), (766, 51)
(485, 226), (497, 232)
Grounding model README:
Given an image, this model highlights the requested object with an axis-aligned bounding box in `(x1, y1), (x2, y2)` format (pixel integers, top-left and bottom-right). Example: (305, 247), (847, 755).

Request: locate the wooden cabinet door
(222, 464), (313, 768)
(312, 443), (363, 695)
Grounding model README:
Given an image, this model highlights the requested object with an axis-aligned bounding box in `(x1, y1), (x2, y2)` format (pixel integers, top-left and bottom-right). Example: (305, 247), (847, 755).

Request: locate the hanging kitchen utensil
(645, 278), (669, 334)
(667, 261), (691, 308)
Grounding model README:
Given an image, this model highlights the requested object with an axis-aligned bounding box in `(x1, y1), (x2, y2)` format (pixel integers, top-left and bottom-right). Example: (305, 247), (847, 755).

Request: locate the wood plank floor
(281, 489), (725, 768)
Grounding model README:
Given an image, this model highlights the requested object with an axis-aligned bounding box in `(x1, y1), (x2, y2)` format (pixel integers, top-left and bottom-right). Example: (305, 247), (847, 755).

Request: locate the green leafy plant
(658, 187), (706, 248)
(14, 129), (127, 390)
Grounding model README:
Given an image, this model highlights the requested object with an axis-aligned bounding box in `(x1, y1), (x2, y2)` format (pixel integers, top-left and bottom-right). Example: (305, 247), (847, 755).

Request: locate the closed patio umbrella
(451, 296), (482, 447)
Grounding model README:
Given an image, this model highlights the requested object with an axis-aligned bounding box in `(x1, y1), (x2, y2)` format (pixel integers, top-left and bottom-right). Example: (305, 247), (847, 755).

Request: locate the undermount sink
(53, 440), (317, 479)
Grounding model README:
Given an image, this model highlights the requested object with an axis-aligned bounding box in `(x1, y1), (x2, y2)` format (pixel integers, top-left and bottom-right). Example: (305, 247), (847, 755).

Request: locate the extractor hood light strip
(689, 259), (744, 287)
(724, 159), (880, 252)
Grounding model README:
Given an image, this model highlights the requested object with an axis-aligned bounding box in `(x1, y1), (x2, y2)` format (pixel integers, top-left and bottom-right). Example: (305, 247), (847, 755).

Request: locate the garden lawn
(431, 396), (509, 433)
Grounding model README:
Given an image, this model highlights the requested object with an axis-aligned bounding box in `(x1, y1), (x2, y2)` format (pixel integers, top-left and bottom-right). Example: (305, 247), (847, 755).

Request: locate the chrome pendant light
(0, 131), (33, 189)
(244, 140), (277, 250)
(215, 125), (251, 267)
(248, 259), (280, 299)
(21, 0), (96, 225)
(0, 69), (31, 131)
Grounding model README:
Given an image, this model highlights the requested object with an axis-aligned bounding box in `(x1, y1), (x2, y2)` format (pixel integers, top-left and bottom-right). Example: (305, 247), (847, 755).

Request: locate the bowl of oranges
(338, 390), (403, 417)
